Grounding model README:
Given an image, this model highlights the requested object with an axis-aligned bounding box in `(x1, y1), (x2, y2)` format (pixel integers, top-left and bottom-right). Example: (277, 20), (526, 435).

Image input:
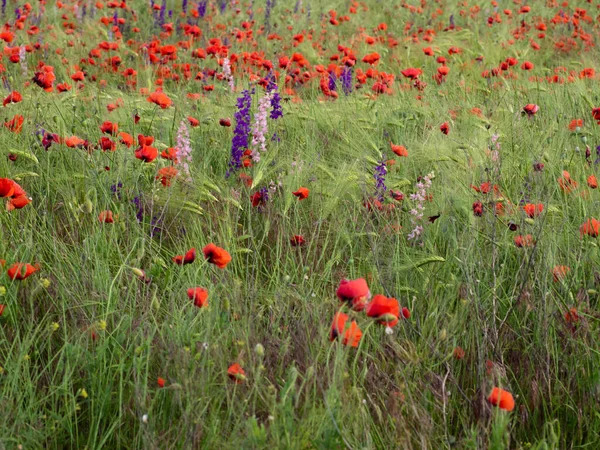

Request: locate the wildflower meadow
(1, 0), (600, 448)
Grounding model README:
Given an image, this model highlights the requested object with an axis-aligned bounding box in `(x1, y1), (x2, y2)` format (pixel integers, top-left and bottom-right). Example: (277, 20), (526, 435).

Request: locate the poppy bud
(219, 118), (231, 127)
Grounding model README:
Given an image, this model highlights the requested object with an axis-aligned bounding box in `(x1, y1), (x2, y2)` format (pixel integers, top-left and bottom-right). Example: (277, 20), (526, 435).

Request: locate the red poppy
(118, 132), (134, 147)
(7, 262), (39, 280)
(219, 118), (231, 127)
(523, 104), (539, 116)
(522, 203), (543, 218)
(147, 90), (172, 109)
(591, 107), (600, 124)
(173, 248), (196, 265)
(202, 244), (232, 269)
(366, 295), (401, 327)
(290, 235), (305, 246)
(336, 278), (371, 311)
(157, 167), (178, 186)
(521, 61), (534, 70)
(473, 201), (483, 217)
(157, 377), (166, 388)
(0, 304), (4, 317)
(160, 147), (178, 161)
(98, 210), (114, 223)
(99, 137), (116, 151)
(227, 363), (246, 383)
(390, 143), (408, 157)
(292, 187), (309, 200)
(2, 91), (22, 106)
(187, 287), (209, 308)
(453, 346), (465, 360)
(329, 312), (362, 347)
(100, 121), (118, 135)
(569, 119), (583, 131)
(0, 178), (15, 197)
(558, 171), (577, 193)
(7, 195), (30, 211)
(587, 175), (597, 189)
(514, 234), (534, 247)
(4, 114), (24, 133)
(580, 218), (600, 238)
(487, 387), (515, 412)
(134, 145), (158, 163)
(552, 265), (570, 282)
(440, 122), (450, 135)
(188, 116), (200, 127)
(565, 307), (579, 324)
(401, 68), (422, 79)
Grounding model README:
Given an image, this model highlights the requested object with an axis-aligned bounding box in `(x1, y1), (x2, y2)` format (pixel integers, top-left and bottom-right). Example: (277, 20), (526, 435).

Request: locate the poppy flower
(329, 312), (362, 347)
(569, 119), (583, 131)
(0, 304), (4, 317)
(65, 136), (86, 148)
(591, 107), (600, 124)
(99, 137), (116, 151)
(473, 201), (483, 217)
(135, 145), (158, 163)
(219, 118), (231, 127)
(552, 265), (570, 282)
(173, 248), (196, 265)
(558, 171), (577, 193)
(7, 262), (39, 280)
(100, 121), (118, 135)
(187, 287), (209, 308)
(290, 235), (305, 246)
(4, 114), (24, 133)
(522, 203), (543, 218)
(118, 132), (134, 147)
(514, 234), (534, 247)
(390, 143), (408, 157)
(580, 218), (599, 238)
(587, 175), (597, 189)
(401, 68), (422, 79)
(7, 195), (31, 211)
(487, 387), (515, 412)
(98, 210), (114, 223)
(2, 91), (22, 107)
(565, 307), (579, 324)
(453, 346), (465, 360)
(157, 167), (178, 187)
(157, 377), (166, 388)
(188, 116), (200, 127)
(227, 363), (246, 383)
(521, 61), (534, 70)
(0, 178), (15, 197)
(336, 278), (371, 311)
(250, 191), (266, 207)
(292, 187), (309, 200)
(160, 146), (179, 162)
(202, 244), (232, 269)
(523, 104), (539, 116)
(366, 295), (401, 327)
(440, 122), (450, 135)
(147, 90), (172, 109)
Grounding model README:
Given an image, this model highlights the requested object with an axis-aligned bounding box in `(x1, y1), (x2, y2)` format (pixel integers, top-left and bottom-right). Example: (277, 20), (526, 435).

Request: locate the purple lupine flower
(110, 182), (123, 200)
(198, 0), (208, 18)
(227, 90), (253, 176)
(328, 72), (337, 92)
(341, 67), (353, 95)
(182, 0), (188, 14)
(220, 0), (228, 13)
(1, 0), (5, 17)
(159, 0), (167, 26)
(265, 0), (273, 31)
(294, 0), (301, 13)
(270, 92), (283, 120)
(150, 216), (163, 237)
(595, 145), (600, 165)
(373, 159), (387, 201)
(132, 196), (144, 223)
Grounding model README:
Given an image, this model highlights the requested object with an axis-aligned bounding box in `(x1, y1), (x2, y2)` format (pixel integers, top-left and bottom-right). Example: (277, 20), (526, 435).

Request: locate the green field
(1, 0), (600, 448)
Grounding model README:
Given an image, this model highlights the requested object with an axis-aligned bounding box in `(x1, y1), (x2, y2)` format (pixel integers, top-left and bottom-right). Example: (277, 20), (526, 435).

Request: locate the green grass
(1, 0), (600, 448)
